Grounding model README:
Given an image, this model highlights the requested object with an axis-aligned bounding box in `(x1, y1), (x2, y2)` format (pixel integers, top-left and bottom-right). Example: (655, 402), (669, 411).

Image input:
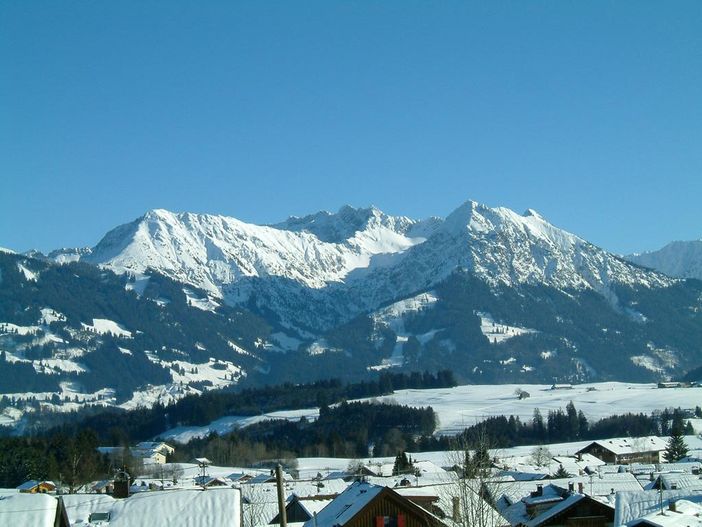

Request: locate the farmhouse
(575, 437), (667, 465)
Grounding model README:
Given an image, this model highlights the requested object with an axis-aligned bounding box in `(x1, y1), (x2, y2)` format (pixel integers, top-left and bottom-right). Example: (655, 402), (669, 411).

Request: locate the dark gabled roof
(525, 494), (614, 527)
(301, 481), (447, 527)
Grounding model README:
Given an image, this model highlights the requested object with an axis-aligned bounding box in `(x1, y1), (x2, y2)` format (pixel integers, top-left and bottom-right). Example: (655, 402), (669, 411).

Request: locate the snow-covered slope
(400, 201), (669, 291)
(71, 201), (672, 330)
(83, 207), (426, 296)
(627, 240), (702, 280)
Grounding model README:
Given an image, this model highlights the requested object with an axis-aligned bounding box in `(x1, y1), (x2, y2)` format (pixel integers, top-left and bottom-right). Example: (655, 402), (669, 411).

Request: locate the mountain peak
(523, 208), (544, 220)
(275, 204), (416, 243)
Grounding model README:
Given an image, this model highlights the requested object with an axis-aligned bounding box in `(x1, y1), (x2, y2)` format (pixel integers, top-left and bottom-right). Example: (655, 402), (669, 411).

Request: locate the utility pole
(275, 464), (288, 527)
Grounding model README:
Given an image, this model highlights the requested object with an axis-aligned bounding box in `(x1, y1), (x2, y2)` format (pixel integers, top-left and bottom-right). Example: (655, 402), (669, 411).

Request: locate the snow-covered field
(363, 382), (701, 435)
(158, 382), (702, 443)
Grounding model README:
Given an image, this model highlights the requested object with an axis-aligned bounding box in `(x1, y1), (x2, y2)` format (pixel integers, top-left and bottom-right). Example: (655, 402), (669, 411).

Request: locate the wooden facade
(18, 481), (56, 494)
(341, 487), (446, 527)
(529, 496), (614, 527)
(576, 443), (660, 465)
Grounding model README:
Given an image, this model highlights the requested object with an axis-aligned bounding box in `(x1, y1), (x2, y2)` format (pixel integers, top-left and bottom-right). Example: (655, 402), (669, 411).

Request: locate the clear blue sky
(1, 1), (700, 255)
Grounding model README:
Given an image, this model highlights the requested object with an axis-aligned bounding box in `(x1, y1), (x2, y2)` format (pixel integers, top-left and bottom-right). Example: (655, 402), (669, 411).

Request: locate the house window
(375, 514), (405, 527)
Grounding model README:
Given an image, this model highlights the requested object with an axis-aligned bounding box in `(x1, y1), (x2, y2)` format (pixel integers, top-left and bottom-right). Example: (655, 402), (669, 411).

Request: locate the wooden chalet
(575, 437), (667, 465)
(16, 480), (57, 493)
(522, 494), (614, 527)
(301, 481), (447, 527)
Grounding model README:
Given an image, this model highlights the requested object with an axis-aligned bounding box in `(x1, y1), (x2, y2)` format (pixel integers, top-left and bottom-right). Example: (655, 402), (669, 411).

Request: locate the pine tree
(392, 451), (414, 475)
(663, 429), (689, 462)
(553, 464), (572, 478)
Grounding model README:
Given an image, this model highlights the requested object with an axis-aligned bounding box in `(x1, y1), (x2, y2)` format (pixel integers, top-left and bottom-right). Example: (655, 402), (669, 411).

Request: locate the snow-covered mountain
(82, 207), (426, 293)
(627, 240), (702, 280)
(70, 200), (672, 330)
(2, 200), (702, 428)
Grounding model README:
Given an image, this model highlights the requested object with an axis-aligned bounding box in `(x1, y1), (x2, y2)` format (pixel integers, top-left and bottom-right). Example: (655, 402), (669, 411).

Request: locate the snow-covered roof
(15, 480), (55, 491)
(0, 493), (63, 527)
(615, 490), (702, 525)
(579, 437), (668, 456)
(301, 481), (384, 526)
(289, 494), (337, 517)
(554, 473), (643, 496)
(69, 488), (241, 527)
(246, 471), (293, 485)
(490, 473), (641, 506)
(628, 499), (702, 527)
(61, 494), (117, 525)
(655, 473), (702, 491)
(655, 463), (701, 474)
(135, 441), (174, 453)
(525, 494), (593, 527)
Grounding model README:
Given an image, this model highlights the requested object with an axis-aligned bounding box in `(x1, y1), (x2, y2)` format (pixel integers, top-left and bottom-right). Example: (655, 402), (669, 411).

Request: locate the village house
(575, 437), (667, 465)
(522, 494), (615, 527)
(97, 441), (176, 465)
(300, 481), (448, 527)
(16, 480), (57, 493)
(269, 493), (337, 524)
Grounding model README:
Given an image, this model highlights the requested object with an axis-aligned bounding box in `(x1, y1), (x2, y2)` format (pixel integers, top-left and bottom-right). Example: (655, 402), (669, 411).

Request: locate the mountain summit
(69, 200), (672, 330)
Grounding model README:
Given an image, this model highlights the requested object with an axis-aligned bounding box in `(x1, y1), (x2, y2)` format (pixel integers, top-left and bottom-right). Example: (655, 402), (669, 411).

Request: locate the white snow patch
(478, 312), (538, 344)
(17, 262), (38, 281)
(41, 358), (87, 373)
(39, 308), (66, 325)
(0, 322), (41, 336)
(126, 274), (150, 296)
(269, 331), (302, 352)
(307, 339), (341, 356)
(369, 292), (439, 369)
(160, 408), (318, 444)
(81, 318), (132, 338)
(184, 288), (220, 312)
(227, 340), (254, 357)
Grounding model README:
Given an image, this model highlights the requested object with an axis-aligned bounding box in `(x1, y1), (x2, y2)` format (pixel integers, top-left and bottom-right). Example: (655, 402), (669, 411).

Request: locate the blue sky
(1, 1), (700, 254)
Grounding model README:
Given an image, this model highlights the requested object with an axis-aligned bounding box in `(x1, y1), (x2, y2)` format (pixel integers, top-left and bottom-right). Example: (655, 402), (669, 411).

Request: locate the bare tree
(165, 463), (184, 484)
(241, 483), (276, 527)
(529, 446), (553, 468)
(440, 425), (511, 527)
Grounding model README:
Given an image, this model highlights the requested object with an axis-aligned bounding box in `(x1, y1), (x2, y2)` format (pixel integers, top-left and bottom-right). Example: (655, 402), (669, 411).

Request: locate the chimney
(669, 501), (677, 513)
(536, 484), (543, 496)
(568, 482), (574, 492)
(578, 482), (584, 494)
(113, 469), (130, 499)
(452, 496), (461, 522)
